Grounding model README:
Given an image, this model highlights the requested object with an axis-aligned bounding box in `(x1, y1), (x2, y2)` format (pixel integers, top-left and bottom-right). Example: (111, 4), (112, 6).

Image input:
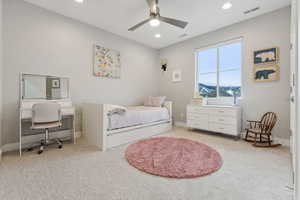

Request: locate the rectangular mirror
(22, 74), (70, 100)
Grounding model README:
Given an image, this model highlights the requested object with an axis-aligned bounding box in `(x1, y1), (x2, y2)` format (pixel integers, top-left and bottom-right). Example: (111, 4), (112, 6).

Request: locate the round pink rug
(125, 137), (223, 178)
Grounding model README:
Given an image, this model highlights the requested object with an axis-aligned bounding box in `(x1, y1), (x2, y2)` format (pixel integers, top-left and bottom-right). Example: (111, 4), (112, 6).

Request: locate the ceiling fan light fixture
(149, 18), (160, 27)
(155, 34), (161, 38)
(222, 2), (232, 10)
(74, 0), (84, 3)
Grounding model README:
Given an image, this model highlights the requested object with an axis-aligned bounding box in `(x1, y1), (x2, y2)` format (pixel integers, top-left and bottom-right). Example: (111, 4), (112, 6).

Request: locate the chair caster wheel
(38, 150), (43, 154)
(58, 145), (63, 149)
(27, 148), (33, 151)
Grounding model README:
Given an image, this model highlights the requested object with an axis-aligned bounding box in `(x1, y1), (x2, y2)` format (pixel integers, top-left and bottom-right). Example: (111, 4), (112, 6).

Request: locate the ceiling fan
(128, 0), (188, 31)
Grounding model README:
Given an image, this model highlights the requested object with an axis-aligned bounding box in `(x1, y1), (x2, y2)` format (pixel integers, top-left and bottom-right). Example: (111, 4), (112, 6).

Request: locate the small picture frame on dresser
(190, 97), (203, 106)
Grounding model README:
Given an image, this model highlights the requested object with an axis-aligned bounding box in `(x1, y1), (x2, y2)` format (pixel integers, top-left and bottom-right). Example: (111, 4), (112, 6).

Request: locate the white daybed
(82, 101), (172, 151)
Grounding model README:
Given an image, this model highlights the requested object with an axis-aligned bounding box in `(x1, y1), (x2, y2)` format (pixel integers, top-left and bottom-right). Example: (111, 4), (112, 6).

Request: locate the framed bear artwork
(254, 47), (279, 65)
(253, 65), (279, 82)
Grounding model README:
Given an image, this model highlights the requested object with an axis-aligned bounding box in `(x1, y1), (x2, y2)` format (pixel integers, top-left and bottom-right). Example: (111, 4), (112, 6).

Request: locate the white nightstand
(187, 104), (242, 138)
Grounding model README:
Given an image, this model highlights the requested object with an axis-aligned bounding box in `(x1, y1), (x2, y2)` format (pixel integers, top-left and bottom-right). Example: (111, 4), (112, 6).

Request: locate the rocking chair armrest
(247, 120), (262, 129)
(247, 120), (261, 123)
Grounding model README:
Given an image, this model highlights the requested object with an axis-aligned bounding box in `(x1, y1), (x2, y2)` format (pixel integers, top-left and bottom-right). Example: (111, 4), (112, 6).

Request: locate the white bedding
(108, 106), (170, 130)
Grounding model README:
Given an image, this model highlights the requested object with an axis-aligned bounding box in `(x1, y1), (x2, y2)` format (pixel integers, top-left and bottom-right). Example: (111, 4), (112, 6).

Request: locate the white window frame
(194, 37), (243, 99)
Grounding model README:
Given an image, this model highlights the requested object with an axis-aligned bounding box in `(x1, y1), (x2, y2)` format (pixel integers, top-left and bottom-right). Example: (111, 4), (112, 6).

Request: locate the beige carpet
(0, 127), (293, 200)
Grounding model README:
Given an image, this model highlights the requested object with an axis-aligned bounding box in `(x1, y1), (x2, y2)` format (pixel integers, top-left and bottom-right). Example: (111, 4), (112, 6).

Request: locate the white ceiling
(23, 0), (291, 49)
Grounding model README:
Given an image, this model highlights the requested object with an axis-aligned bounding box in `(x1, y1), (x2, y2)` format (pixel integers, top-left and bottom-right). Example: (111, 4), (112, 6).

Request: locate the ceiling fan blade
(128, 19), (151, 31)
(159, 16), (188, 29)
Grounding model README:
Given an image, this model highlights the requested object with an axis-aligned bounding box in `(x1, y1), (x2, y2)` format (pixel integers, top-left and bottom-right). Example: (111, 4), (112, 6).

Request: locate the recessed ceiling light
(155, 34), (161, 38)
(74, 0), (84, 3)
(222, 2), (232, 10)
(149, 19), (160, 27)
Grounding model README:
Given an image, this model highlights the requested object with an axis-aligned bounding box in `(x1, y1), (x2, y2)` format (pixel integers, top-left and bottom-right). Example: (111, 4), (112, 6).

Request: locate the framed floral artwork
(93, 45), (121, 78)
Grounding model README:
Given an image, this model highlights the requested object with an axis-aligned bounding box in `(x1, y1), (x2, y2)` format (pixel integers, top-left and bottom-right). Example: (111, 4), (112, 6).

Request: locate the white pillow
(143, 97), (153, 107)
(144, 96), (166, 107)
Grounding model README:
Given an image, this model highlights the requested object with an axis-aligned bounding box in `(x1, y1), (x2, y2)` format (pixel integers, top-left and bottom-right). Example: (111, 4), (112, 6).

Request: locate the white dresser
(187, 104), (242, 137)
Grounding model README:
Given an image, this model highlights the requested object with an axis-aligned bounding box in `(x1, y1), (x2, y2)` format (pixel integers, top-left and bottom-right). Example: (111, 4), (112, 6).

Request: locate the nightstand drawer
(209, 108), (238, 117)
(187, 113), (209, 130)
(209, 115), (237, 125)
(209, 123), (237, 136)
(187, 106), (209, 114)
(187, 113), (208, 120)
(187, 121), (209, 130)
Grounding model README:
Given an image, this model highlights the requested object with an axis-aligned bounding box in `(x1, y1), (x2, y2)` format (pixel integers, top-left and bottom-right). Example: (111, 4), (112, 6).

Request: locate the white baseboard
(2, 131), (82, 153)
(273, 137), (290, 147)
(174, 121), (290, 147)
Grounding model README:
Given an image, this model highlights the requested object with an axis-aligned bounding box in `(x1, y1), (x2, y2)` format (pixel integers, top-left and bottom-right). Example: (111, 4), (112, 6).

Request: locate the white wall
(2, 0), (160, 144)
(159, 7), (291, 139)
(1, 0), (292, 145)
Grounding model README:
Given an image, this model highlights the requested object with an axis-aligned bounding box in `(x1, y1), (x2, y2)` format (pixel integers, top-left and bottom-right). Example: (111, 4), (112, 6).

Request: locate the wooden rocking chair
(245, 112), (281, 148)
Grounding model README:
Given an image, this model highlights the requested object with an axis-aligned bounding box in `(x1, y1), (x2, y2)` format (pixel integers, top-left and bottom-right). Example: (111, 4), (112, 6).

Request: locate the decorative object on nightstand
(190, 92), (203, 105)
(245, 112), (281, 147)
(190, 98), (202, 106)
(226, 89), (239, 105)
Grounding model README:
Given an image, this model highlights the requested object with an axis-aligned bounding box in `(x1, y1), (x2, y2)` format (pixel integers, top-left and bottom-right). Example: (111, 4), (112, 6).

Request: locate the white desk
(19, 100), (75, 156)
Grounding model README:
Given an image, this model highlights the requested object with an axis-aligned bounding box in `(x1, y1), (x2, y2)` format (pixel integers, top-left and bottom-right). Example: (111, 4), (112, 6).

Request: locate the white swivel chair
(31, 103), (63, 154)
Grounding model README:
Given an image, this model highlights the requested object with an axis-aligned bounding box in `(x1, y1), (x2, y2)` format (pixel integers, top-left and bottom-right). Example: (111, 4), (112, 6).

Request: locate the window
(196, 40), (242, 98)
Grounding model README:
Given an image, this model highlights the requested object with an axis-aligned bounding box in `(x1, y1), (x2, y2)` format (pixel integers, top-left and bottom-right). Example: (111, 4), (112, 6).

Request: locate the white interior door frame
(296, 0), (300, 198)
(291, 0), (298, 192)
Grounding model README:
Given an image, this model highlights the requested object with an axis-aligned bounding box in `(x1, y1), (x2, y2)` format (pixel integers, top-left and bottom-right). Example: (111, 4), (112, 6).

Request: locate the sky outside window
(197, 41), (241, 97)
